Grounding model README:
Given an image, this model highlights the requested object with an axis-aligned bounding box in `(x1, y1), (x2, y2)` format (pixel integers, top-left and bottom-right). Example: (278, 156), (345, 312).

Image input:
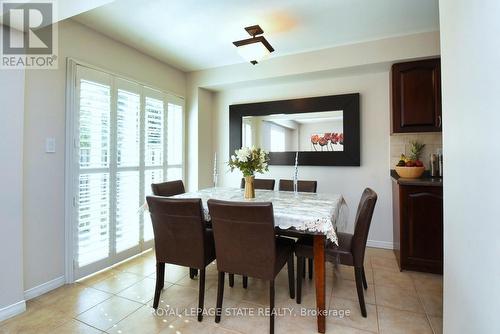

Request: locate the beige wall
(0, 27), (25, 318)
(22, 19), (186, 290)
(187, 31), (441, 248)
(212, 72), (394, 246)
(440, 0), (500, 332)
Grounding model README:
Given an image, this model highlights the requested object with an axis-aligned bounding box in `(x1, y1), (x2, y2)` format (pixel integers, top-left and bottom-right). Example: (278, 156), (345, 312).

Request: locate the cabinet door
(401, 186), (443, 273)
(392, 59), (441, 133)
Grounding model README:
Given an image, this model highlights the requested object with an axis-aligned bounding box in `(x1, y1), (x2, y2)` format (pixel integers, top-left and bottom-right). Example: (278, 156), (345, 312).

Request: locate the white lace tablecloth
(166, 187), (348, 245)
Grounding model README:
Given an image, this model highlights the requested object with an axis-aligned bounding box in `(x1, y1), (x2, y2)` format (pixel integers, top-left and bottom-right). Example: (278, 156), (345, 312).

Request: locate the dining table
(169, 187), (348, 334)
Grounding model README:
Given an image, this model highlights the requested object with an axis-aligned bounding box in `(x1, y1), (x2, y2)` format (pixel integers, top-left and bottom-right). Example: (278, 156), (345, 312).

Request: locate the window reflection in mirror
(242, 110), (344, 152)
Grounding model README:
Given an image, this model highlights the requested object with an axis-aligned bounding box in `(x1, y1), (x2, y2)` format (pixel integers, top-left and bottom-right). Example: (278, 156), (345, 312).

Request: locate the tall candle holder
(213, 152), (219, 188)
(293, 151), (299, 193)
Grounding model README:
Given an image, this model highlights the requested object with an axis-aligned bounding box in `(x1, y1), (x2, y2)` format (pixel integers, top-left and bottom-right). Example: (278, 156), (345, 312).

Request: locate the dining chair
(146, 196), (216, 322)
(151, 180), (185, 197)
(278, 179), (318, 193)
(151, 180), (198, 279)
(278, 179), (317, 279)
(240, 178), (276, 190)
(294, 188), (377, 317)
(207, 199), (295, 334)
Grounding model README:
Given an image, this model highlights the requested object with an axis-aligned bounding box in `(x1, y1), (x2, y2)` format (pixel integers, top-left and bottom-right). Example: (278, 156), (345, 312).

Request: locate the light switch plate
(45, 137), (56, 153)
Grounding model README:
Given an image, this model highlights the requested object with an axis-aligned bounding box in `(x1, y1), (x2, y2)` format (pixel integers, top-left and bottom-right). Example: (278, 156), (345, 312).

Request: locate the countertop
(391, 170), (443, 187)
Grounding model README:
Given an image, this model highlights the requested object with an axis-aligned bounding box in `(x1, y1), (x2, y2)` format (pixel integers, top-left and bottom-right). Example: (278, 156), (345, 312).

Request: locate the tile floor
(0, 248), (443, 334)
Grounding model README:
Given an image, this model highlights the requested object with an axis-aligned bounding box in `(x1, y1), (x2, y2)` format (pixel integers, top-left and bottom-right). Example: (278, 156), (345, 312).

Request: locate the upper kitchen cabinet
(391, 58), (442, 133)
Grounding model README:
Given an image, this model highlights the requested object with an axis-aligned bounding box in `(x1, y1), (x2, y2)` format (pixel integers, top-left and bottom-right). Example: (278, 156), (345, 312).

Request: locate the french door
(69, 64), (184, 280)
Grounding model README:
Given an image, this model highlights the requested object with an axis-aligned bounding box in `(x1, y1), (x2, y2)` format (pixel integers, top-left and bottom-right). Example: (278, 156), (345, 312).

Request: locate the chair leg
(308, 258), (313, 279)
(153, 262), (165, 309)
(269, 280), (275, 334)
(287, 253), (295, 299)
(296, 256), (303, 304)
(197, 268), (205, 322)
(229, 274), (234, 287)
(362, 266), (368, 290)
(243, 276), (248, 289)
(215, 271), (225, 323)
(189, 268), (198, 279)
(302, 258), (306, 278)
(354, 267), (367, 317)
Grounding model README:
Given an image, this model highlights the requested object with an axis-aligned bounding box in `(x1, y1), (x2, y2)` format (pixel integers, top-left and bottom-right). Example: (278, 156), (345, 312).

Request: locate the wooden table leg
(314, 235), (326, 333)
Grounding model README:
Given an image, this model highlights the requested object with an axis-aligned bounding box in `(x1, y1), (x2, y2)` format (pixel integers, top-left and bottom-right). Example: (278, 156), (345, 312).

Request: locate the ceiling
(74, 0), (439, 72)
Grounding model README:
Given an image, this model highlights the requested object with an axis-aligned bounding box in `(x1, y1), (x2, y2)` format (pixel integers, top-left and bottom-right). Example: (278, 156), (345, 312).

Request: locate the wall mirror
(229, 93), (360, 166)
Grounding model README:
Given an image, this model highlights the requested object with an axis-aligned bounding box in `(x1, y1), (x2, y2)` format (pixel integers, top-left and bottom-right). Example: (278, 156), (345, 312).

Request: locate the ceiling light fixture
(233, 25), (274, 65)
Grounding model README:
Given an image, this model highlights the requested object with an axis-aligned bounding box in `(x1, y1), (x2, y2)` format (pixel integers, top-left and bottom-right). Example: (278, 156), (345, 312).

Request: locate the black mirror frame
(229, 93), (360, 166)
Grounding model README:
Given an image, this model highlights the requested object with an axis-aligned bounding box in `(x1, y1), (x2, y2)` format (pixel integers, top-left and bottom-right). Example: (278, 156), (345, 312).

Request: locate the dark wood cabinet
(391, 58), (442, 133)
(393, 181), (443, 274)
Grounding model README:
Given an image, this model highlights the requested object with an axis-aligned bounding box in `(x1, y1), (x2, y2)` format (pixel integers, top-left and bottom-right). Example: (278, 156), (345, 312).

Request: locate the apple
(415, 160), (424, 167)
(406, 161), (416, 167)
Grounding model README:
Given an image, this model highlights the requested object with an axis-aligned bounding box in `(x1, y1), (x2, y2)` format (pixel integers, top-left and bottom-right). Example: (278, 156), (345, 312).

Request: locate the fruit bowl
(395, 166), (425, 179)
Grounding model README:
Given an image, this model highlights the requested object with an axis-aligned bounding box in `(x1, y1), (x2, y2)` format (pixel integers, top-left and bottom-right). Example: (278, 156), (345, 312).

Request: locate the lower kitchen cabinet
(393, 180), (443, 274)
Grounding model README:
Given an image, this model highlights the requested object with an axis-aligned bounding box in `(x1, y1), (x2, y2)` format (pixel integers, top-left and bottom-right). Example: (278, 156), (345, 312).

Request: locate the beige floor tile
(410, 272), (443, 296)
(78, 269), (120, 287)
(0, 248), (444, 334)
(90, 271), (145, 294)
(215, 301), (271, 334)
(107, 304), (176, 334)
(148, 284), (199, 311)
(373, 269), (415, 291)
(33, 284), (112, 317)
(148, 264), (189, 284)
(0, 302), (70, 334)
(377, 306), (432, 334)
(43, 319), (103, 334)
(118, 277), (171, 304)
(335, 265), (374, 284)
(328, 297), (378, 333)
(279, 275), (333, 311)
(370, 257), (400, 273)
(365, 247), (396, 260)
(175, 272), (218, 291)
(374, 285), (424, 313)
(160, 317), (240, 334)
(419, 292), (443, 317)
(332, 277), (376, 305)
(429, 316), (443, 334)
(76, 296), (143, 331)
(114, 256), (156, 276)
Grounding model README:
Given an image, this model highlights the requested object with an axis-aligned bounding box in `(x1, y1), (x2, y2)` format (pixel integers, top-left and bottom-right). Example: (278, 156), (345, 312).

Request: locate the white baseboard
(367, 240), (394, 250)
(0, 300), (26, 322)
(24, 276), (65, 301)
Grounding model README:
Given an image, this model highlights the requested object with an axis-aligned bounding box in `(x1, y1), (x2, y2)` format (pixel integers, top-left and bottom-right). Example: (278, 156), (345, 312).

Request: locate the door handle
(437, 115), (442, 128)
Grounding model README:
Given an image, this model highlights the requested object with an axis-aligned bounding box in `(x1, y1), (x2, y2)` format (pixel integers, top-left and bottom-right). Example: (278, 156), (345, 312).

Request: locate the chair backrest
(240, 178), (275, 190)
(146, 196), (207, 268)
(351, 188), (378, 267)
(278, 179), (317, 193)
(151, 180), (185, 197)
(207, 199), (277, 280)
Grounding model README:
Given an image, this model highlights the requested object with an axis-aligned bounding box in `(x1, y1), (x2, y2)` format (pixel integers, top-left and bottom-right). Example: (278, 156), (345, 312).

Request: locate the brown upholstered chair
(278, 179), (317, 279)
(151, 180), (198, 279)
(207, 199), (295, 334)
(294, 188), (377, 317)
(151, 180), (185, 197)
(278, 179), (318, 193)
(146, 196), (215, 322)
(240, 178), (276, 190)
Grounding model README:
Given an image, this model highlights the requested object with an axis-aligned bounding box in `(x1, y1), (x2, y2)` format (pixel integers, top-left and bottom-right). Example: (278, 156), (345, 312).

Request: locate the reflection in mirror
(242, 110), (344, 152)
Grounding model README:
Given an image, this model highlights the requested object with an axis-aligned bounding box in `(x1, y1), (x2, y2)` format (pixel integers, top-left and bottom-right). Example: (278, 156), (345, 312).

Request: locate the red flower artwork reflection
(310, 132), (344, 151)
